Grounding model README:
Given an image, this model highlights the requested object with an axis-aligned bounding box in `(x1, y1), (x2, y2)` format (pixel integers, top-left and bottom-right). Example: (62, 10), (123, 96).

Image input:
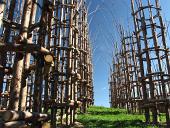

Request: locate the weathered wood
(0, 0), (93, 127)
(0, 110), (6, 117)
(0, 0), (5, 27)
(131, 0), (150, 123)
(33, 0), (48, 113)
(44, 54), (53, 63)
(0, 64), (35, 75)
(0, 43), (50, 54)
(8, 0), (33, 110)
(19, 0), (38, 111)
(0, 0), (16, 104)
(109, 0), (170, 126)
(2, 110), (49, 122)
(0, 121), (26, 128)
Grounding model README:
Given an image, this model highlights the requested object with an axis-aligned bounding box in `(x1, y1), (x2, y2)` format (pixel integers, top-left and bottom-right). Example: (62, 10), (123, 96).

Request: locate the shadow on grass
(79, 119), (148, 128)
(88, 110), (123, 115)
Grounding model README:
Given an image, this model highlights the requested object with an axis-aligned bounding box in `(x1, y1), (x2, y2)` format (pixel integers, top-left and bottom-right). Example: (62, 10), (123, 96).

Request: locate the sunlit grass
(77, 106), (161, 128)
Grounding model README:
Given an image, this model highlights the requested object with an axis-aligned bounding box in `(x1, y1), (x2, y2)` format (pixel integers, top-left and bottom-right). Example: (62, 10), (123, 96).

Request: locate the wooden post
(0, 0), (6, 27)
(8, 0), (32, 110)
(65, 0), (74, 125)
(19, 0), (37, 111)
(33, 0), (48, 113)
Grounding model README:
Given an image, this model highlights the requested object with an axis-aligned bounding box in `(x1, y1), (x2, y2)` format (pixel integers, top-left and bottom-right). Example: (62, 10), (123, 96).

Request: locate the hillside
(76, 106), (161, 128)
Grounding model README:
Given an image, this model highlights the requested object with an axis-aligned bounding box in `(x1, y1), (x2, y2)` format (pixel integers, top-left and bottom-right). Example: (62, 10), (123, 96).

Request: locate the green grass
(77, 106), (160, 128)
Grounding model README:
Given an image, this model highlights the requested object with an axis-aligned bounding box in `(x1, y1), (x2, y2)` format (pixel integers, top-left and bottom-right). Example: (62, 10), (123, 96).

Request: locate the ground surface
(76, 106), (162, 128)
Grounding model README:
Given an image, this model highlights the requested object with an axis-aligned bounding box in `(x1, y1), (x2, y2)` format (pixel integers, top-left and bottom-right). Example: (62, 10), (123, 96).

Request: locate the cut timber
(0, 121), (26, 128)
(44, 54), (53, 63)
(42, 122), (50, 128)
(43, 54), (53, 75)
(0, 110), (6, 117)
(69, 100), (75, 106)
(2, 110), (49, 122)
(75, 101), (82, 107)
(75, 73), (81, 80)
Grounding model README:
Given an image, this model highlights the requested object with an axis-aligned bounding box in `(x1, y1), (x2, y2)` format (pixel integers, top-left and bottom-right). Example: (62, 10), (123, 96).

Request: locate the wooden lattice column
(109, 58), (118, 108)
(120, 28), (132, 112)
(0, 0), (5, 106)
(131, 0), (150, 123)
(131, 0), (170, 125)
(109, 30), (143, 113)
(45, 0), (82, 126)
(112, 46), (125, 108)
(118, 50), (127, 109)
(78, 2), (87, 113)
(87, 45), (94, 106)
(0, 0), (15, 107)
(130, 34), (143, 113)
(118, 26), (143, 113)
(0, 0), (93, 127)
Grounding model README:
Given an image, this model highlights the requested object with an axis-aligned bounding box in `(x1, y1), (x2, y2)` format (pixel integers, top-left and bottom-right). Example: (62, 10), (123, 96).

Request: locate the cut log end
(44, 55), (53, 63)
(3, 111), (14, 122)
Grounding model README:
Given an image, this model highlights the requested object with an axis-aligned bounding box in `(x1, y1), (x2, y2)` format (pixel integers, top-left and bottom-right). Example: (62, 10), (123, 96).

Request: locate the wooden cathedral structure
(110, 0), (170, 126)
(0, 0), (93, 127)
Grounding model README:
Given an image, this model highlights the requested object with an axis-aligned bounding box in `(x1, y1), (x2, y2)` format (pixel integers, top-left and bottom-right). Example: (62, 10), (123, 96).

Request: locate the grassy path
(77, 106), (160, 128)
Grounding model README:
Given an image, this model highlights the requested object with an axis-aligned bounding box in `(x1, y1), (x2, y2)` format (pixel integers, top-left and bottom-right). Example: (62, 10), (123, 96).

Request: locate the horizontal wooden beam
(0, 121), (26, 128)
(0, 64), (36, 75)
(0, 65), (12, 74)
(1, 110), (50, 122)
(0, 43), (51, 55)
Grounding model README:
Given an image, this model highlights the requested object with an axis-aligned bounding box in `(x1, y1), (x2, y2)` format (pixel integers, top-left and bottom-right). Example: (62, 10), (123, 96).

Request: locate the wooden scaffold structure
(0, 0), (93, 127)
(109, 0), (170, 126)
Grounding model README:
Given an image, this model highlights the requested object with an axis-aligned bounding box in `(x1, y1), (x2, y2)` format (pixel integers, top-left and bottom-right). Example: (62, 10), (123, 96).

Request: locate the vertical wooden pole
(8, 0), (32, 110)
(0, 0), (6, 27)
(33, 0), (47, 113)
(19, 0), (37, 111)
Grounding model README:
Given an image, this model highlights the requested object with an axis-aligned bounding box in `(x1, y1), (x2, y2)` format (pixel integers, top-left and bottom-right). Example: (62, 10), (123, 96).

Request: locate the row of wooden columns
(110, 0), (170, 126)
(0, 0), (93, 127)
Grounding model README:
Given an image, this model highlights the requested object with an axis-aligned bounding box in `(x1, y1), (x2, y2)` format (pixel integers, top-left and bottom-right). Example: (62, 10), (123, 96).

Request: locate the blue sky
(87, 0), (170, 107)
